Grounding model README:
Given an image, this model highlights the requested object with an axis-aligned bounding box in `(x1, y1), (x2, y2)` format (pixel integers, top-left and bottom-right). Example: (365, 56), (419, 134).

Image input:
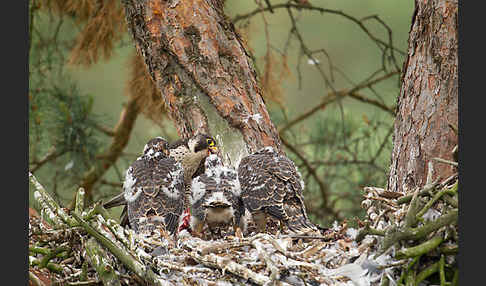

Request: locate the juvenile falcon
(189, 154), (245, 238)
(104, 134), (219, 230)
(237, 146), (318, 235)
(123, 137), (185, 235)
(168, 133), (219, 210)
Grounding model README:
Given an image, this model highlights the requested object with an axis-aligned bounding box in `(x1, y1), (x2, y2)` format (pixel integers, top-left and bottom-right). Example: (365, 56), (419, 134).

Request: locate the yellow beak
(209, 146), (218, 154)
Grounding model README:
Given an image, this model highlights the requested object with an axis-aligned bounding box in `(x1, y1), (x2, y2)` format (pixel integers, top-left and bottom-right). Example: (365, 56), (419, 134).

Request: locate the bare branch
(280, 136), (342, 220)
(233, 3), (406, 56)
(30, 147), (66, 173)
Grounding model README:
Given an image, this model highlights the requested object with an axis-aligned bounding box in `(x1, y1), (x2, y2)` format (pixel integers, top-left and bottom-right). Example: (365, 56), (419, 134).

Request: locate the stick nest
(29, 169), (458, 286)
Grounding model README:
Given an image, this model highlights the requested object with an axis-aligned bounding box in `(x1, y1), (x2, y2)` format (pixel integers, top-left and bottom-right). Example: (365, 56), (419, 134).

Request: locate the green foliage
(29, 12), (108, 206)
(29, 81), (101, 165)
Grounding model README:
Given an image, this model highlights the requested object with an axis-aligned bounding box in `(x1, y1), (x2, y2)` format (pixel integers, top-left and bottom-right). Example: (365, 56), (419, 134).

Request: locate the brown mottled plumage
(104, 134), (218, 233)
(123, 137), (184, 235)
(237, 147), (318, 235)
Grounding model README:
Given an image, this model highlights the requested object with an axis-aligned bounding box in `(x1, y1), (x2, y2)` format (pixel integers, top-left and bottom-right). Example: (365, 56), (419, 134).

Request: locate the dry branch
(189, 252), (271, 285)
(75, 95), (140, 206)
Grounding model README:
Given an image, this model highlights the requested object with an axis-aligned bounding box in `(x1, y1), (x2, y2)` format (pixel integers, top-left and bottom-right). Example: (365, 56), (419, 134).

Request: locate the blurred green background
(29, 0), (414, 227)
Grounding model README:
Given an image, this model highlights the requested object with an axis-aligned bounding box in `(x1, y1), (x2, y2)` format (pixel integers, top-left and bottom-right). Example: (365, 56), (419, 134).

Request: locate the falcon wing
(238, 150), (317, 234)
(125, 155), (185, 234)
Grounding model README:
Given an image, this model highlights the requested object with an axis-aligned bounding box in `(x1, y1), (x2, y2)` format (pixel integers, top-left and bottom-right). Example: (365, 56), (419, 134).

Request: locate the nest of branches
(29, 159), (458, 286)
(356, 166), (459, 286)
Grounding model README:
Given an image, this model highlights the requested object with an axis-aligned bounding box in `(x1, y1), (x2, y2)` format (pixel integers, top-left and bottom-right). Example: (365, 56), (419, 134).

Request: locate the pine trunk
(387, 0), (458, 193)
(121, 0), (282, 166)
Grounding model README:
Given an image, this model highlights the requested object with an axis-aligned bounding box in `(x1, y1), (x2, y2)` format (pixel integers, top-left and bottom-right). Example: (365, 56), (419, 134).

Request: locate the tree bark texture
(121, 0), (282, 166)
(387, 0), (458, 193)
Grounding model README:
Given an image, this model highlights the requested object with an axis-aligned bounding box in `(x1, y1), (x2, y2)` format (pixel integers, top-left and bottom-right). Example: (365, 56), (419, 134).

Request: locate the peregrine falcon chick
(123, 137), (185, 236)
(190, 154), (245, 238)
(169, 133), (219, 210)
(237, 146), (318, 235)
(104, 134), (218, 230)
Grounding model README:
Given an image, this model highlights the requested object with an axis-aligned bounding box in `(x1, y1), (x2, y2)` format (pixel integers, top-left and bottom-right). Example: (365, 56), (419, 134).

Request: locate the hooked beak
(208, 146), (218, 154)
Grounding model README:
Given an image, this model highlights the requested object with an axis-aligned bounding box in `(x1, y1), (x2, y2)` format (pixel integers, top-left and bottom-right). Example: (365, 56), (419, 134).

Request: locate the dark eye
(207, 139), (214, 146)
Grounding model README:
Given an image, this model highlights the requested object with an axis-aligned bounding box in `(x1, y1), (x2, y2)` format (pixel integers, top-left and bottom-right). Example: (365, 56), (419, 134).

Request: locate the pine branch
(74, 96), (140, 207)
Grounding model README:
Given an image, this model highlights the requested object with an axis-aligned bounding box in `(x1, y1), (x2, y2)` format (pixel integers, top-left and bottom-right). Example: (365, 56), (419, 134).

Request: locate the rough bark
(121, 0), (282, 166)
(387, 0), (458, 193)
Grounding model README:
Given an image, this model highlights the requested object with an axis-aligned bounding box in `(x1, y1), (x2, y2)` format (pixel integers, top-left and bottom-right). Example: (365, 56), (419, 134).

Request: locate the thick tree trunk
(387, 0), (458, 193)
(121, 0), (282, 166)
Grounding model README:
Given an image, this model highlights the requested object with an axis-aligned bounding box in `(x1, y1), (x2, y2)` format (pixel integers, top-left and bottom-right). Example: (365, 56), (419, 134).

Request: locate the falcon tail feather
(103, 193), (127, 209)
(284, 204), (319, 234)
(164, 213), (180, 235)
(287, 215), (319, 234)
(120, 206), (129, 227)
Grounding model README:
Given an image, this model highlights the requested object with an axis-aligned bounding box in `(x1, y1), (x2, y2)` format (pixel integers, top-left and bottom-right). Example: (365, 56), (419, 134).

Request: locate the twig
(347, 91), (396, 116)
(426, 161), (434, 185)
(432, 157), (458, 167)
(199, 241), (252, 256)
(286, 7), (335, 92)
(415, 262), (439, 284)
(251, 239), (280, 281)
(375, 209), (457, 258)
(376, 259), (409, 270)
(397, 180), (440, 205)
(371, 125), (395, 164)
(29, 271), (47, 286)
(104, 218), (132, 251)
(404, 187), (421, 228)
(439, 254), (447, 286)
(75, 188), (85, 215)
(395, 236), (443, 260)
(451, 268), (459, 286)
(280, 136), (342, 220)
(188, 252), (271, 285)
(285, 235), (335, 241)
(279, 84), (396, 136)
(232, 3), (406, 55)
(279, 93), (338, 134)
(74, 96), (140, 207)
(85, 237), (122, 286)
(29, 172), (77, 227)
(66, 280), (101, 286)
(30, 147), (66, 173)
(416, 182), (457, 220)
(356, 222), (386, 242)
(94, 123), (115, 137)
(31, 257), (64, 274)
(396, 255), (421, 285)
(39, 247), (70, 268)
(263, 0), (274, 13)
(71, 212), (160, 284)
